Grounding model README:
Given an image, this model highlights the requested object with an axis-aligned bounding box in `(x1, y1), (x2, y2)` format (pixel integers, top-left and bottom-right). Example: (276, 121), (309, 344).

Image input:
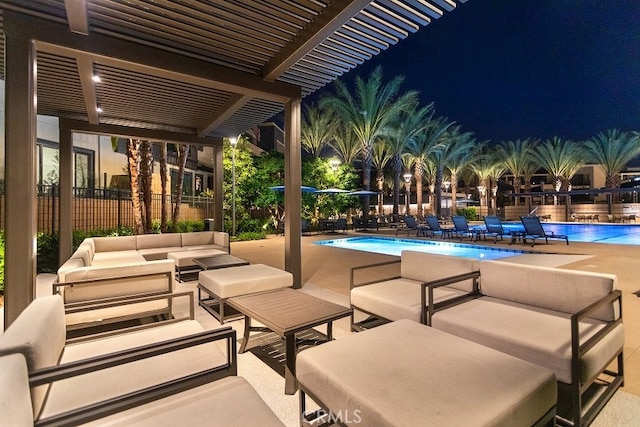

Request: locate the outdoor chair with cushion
(396, 215), (432, 237)
(451, 215), (485, 241)
(483, 215), (511, 243)
(520, 216), (569, 246)
(334, 218), (349, 233)
(425, 215), (453, 239)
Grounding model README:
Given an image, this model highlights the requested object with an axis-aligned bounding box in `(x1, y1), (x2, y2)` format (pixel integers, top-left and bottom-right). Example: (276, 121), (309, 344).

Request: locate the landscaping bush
(235, 231), (267, 241)
(456, 207), (478, 221)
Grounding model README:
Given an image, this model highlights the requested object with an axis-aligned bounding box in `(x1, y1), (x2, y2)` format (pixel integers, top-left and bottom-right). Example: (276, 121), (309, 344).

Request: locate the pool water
(502, 222), (640, 245)
(315, 236), (532, 260)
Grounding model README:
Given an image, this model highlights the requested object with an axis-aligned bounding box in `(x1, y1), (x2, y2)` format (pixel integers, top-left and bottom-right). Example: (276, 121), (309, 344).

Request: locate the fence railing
(0, 184), (216, 233)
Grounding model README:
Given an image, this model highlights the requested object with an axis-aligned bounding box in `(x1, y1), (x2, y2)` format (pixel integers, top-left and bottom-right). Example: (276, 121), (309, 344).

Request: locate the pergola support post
(59, 127), (74, 266)
(3, 34), (38, 328)
(284, 99), (302, 288)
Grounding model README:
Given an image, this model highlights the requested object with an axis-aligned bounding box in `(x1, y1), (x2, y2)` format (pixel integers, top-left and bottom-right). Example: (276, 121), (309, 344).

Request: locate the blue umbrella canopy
(269, 185), (318, 192)
(315, 188), (350, 194)
(347, 190), (379, 196)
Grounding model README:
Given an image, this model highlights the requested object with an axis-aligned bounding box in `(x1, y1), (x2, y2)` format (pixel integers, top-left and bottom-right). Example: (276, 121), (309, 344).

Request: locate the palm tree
(495, 139), (537, 206)
(171, 144), (189, 230)
(371, 140), (392, 215)
(586, 129), (640, 188)
(533, 137), (586, 204)
(385, 102), (429, 216)
(423, 159), (438, 214)
(487, 155), (507, 216)
(159, 142), (169, 232)
(469, 154), (495, 210)
(405, 115), (451, 216)
(321, 66), (417, 219)
(301, 104), (336, 157)
(441, 126), (480, 215)
(330, 122), (361, 164)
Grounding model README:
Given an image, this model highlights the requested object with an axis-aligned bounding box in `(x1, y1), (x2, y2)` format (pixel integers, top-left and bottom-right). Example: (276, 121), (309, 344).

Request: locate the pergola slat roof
(0, 0), (467, 139)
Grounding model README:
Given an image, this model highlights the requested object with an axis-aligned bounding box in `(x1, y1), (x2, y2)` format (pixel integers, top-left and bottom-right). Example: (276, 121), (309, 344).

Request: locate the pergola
(1, 0), (467, 326)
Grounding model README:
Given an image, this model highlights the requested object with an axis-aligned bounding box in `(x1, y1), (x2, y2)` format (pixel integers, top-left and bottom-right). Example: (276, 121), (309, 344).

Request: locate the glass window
(41, 145), (59, 185)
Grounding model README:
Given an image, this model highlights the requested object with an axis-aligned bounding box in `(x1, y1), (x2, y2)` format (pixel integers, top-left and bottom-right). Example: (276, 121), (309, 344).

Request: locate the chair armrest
(570, 290), (623, 383)
(64, 291), (196, 344)
(350, 259), (401, 290)
(422, 271), (481, 325)
(31, 327), (237, 426)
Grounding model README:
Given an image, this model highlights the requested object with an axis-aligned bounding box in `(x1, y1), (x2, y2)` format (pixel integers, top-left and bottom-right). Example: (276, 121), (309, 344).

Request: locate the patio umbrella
(315, 188), (350, 194)
(346, 190), (379, 196)
(269, 185), (318, 192)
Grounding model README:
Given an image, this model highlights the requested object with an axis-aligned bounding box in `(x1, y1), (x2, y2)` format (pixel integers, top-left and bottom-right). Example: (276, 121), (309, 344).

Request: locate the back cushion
(400, 251), (479, 292)
(93, 236), (137, 252)
(0, 354), (34, 425)
(480, 260), (617, 321)
(81, 238), (95, 260)
(136, 233), (182, 249)
(0, 295), (66, 419)
(213, 232), (229, 248)
(181, 231), (215, 246)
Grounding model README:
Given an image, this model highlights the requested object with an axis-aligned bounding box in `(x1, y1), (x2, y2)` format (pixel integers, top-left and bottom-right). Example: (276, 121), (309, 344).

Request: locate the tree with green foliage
(330, 122), (361, 164)
(533, 137), (586, 203)
(222, 137), (257, 232)
(320, 66), (417, 219)
(586, 129), (640, 188)
(301, 104), (337, 157)
(495, 138), (538, 206)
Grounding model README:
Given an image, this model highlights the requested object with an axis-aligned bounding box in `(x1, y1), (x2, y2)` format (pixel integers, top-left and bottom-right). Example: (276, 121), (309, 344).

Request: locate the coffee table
(228, 288), (352, 395)
(193, 254), (250, 270)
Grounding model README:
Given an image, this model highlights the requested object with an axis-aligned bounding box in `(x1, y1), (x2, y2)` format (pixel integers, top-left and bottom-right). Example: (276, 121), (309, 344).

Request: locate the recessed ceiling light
(96, 104), (103, 113)
(92, 74), (101, 83)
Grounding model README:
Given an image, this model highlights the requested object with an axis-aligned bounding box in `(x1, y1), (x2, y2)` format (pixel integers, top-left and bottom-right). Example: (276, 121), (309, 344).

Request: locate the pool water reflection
(315, 236), (533, 260)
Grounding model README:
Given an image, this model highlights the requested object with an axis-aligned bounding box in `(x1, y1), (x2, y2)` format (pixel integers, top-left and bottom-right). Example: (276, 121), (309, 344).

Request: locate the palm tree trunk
(126, 138), (144, 235)
(159, 143), (168, 232)
(450, 172), (458, 216)
(393, 154), (402, 216)
(415, 162), (424, 217)
(514, 178), (521, 206)
(362, 151), (373, 220)
(171, 144), (189, 231)
(139, 141), (153, 233)
(376, 172), (385, 216)
(435, 164), (444, 218)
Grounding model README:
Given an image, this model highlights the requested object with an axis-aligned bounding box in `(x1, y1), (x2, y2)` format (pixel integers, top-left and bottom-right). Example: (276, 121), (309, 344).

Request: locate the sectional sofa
(55, 231), (229, 331)
(0, 294), (283, 426)
(349, 251), (624, 426)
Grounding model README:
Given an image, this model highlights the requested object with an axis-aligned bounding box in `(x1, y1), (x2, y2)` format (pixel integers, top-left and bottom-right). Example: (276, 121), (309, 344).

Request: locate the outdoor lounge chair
(334, 218), (349, 233)
(483, 215), (510, 243)
(451, 215), (485, 241)
(396, 215), (431, 237)
(425, 215), (452, 238)
(520, 215), (569, 246)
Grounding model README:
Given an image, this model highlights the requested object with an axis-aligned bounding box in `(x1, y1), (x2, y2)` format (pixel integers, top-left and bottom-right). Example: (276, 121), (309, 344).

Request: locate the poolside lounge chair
(451, 215), (485, 241)
(334, 218), (349, 233)
(396, 215), (431, 237)
(483, 216), (510, 243)
(425, 215), (452, 239)
(520, 216), (569, 246)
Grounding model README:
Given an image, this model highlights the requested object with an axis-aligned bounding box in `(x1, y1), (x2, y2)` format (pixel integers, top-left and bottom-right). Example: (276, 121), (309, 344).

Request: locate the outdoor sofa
(429, 260), (624, 427)
(0, 293), (283, 426)
(55, 231), (229, 331)
(349, 251), (480, 330)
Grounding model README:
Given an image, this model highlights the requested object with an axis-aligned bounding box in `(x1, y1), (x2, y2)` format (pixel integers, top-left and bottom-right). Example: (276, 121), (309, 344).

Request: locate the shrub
(235, 231), (267, 241)
(37, 232), (60, 274)
(456, 207), (478, 221)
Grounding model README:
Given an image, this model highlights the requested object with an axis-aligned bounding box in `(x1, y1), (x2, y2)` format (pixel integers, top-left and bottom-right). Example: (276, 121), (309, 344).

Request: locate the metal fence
(0, 184), (216, 233)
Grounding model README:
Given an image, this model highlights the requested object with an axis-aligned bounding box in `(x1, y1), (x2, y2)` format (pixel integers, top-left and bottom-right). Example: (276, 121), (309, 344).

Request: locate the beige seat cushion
(350, 278), (467, 322)
(480, 260), (617, 321)
(167, 248), (227, 267)
(400, 251), (479, 292)
(39, 327), (229, 420)
(297, 319), (556, 427)
(0, 354), (34, 426)
(431, 297), (625, 384)
(198, 264), (292, 299)
(0, 295), (66, 419)
(81, 376), (284, 427)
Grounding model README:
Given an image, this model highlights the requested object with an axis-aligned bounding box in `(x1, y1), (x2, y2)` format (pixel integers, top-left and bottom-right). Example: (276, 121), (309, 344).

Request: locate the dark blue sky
(303, 0), (640, 143)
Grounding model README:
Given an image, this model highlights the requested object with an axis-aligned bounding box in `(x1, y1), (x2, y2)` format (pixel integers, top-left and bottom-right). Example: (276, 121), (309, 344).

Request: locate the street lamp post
(443, 181), (451, 218)
(403, 173), (412, 215)
(230, 137), (238, 236)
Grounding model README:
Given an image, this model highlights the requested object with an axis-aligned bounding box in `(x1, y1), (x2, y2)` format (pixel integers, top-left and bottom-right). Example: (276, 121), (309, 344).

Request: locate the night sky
(303, 0), (640, 144)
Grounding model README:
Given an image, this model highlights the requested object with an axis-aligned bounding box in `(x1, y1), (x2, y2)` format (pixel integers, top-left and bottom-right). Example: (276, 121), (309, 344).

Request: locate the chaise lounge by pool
(315, 236), (534, 260)
(502, 222), (640, 245)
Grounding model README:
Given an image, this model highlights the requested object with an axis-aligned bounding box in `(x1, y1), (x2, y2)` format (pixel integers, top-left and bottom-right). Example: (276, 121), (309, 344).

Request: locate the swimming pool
(315, 236), (532, 260)
(502, 222), (640, 245)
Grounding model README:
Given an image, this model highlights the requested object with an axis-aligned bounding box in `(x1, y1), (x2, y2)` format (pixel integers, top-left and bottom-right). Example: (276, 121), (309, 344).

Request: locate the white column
(3, 34), (37, 328)
(284, 99), (302, 288)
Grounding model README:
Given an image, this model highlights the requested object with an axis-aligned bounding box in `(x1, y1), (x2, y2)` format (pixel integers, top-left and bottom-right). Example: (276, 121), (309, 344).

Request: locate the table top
(228, 288), (351, 336)
(192, 254), (250, 270)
